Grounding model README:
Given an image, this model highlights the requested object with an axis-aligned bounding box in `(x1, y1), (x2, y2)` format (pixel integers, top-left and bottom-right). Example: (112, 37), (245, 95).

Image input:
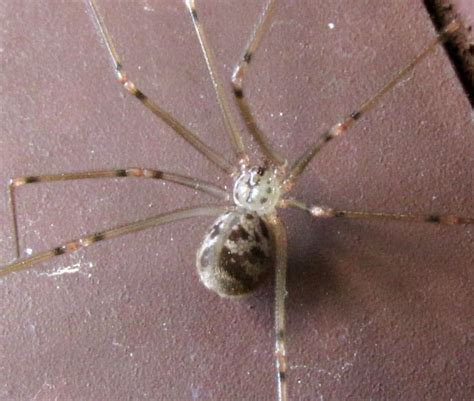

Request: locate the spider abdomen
(197, 211), (274, 298)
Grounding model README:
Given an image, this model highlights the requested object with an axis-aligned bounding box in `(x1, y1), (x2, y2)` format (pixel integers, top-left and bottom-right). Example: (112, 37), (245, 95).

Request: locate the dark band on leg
(322, 131), (335, 143)
(276, 329), (285, 342)
(426, 215), (441, 223)
(93, 232), (106, 243)
(53, 246), (67, 256)
(233, 88), (244, 98)
(133, 89), (146, 101)
(24, 176), (40, 184)
(149, 170), (163, 179)
(243, 51), (252, 63)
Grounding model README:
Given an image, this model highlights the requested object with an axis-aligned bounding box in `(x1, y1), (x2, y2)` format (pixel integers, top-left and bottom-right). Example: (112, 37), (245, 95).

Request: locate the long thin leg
(8, 185), (20, 259)
(86, 0), (234, 175)
(268, 214), (288, 401)
(282, 199), (474, 225)
(287, 20), (460, 185)
(186, 0), (248, 166)
(8, 168), (229, 259)
(231, 0), (285, 166)
(0, 205), (230, 278)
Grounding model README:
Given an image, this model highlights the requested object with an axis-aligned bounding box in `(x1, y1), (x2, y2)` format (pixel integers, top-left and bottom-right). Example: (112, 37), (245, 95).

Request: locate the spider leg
(282, 199), (474, 225)
(186, 0), (248, 166)
(86, 0), (234, 175)
(8, 168), (229, 259)
(287, 20), (460, 185)
(268, 214), (288, 401)
(0, 205), (230, 278)
(231, 0), (285, 166)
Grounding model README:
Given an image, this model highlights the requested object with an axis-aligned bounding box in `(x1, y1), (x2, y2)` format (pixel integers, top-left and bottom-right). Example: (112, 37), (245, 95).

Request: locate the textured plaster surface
(0, 1), (473, 400)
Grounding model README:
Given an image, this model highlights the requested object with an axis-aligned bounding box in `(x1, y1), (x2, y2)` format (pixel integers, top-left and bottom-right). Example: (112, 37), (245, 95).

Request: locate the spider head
(233, 165), (281, 214)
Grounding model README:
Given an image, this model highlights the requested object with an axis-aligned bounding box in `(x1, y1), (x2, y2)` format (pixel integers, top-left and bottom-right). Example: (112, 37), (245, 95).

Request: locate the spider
(1, 1), (472, 400)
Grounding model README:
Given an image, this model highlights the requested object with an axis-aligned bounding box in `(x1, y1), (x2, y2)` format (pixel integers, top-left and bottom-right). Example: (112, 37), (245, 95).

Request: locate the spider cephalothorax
(233, 165), (283, 214)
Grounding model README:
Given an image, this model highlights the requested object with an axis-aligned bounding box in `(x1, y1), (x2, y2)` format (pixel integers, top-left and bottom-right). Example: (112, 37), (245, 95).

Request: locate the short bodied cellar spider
(1, 1), (473, 400)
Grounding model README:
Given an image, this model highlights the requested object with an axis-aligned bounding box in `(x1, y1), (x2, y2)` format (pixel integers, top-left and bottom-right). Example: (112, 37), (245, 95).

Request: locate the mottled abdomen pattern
(197, 211), (274, 298)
